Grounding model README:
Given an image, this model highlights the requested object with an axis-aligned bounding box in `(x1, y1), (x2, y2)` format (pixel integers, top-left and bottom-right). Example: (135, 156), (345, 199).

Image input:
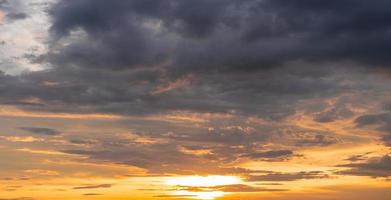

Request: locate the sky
(0, 0), (390, 199)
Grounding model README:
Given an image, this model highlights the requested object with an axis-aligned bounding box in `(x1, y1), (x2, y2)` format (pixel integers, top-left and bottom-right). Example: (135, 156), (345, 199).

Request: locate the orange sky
(0, 100), (390, 199)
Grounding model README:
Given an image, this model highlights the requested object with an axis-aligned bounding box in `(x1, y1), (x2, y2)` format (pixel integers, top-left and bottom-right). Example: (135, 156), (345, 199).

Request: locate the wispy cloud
(73, 184), (112, 190)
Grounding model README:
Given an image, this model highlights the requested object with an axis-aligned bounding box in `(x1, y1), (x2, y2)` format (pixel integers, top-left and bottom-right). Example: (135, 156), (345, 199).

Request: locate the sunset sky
(0, 0), (390, 200)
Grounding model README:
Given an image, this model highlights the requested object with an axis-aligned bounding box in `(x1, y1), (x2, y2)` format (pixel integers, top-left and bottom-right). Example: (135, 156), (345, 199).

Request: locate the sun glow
(165, 176), (241, 199)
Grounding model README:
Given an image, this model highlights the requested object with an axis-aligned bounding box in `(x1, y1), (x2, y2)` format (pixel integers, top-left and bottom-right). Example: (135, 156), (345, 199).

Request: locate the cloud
(295, 134), (337, 147)
(382, 134), (391, 147)
(338, 155), (391, 178)
(247, 171), (330, 182)
(0, 0), (381, 120)
(61, 144), (240, 175)
(166, 126), (268, 145)
(314, 104), (354, 123)
(242, 150), (293, 160)
(0, 0), (9, 9)
(355, 112), (391, 146)
(8, 62), (353, 120)
(19, 127), (61, 136)
(0, 0), (28, 22)
(177, 184), (286, 193)
(73, 184), (112, 190)
(345, 152), (373, 162)
(5, 12), (27, 21)
(45, 0), (391, 73)
(355, 113), (391, 129)
(60, 129), (274, 175)
(0, 0), (389, 120)
(0, 0), (390, 187)
(83, 193), (103, 196)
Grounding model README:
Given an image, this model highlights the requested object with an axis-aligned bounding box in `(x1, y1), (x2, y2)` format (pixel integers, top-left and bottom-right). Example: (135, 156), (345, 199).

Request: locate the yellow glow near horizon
(165, 176), (241, 199)
(165, 175), (241, 187)
(174, 190), (225, 200)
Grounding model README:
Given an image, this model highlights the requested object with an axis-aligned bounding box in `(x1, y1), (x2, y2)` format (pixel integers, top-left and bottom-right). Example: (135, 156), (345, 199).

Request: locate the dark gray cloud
(46, 0), (391, 72)
(19, 127), (61, 136)
(1, 0), (386, 120)
(338, 155), (391, 177)
(295, 134), (337, 147)
(0, 63), (347, 120)
(355, 112), (391, 147)
(314, 104), (354, 123)
(355, 113), (391, 129)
